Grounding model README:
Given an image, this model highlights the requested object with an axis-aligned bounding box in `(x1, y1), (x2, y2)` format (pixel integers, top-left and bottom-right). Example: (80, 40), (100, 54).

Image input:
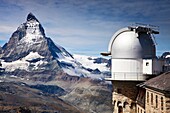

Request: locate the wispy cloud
(0, 25), (15, 34)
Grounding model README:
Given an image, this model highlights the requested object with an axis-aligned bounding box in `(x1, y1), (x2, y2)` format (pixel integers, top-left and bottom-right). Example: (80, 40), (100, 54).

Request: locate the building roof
(141, 72), (170, 92)
(106, 27), (156, 59)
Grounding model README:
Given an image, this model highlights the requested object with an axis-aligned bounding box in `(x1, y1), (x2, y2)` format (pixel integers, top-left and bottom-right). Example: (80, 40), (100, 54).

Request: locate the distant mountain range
(0, 13), (112, 113)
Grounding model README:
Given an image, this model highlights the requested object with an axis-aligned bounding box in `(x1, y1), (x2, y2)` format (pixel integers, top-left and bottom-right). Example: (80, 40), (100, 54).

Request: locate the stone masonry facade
(112, 81), (142, 113)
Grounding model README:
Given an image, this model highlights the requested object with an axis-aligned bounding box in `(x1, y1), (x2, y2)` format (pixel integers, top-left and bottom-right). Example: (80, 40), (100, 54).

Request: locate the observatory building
(101, 24), (162, 113)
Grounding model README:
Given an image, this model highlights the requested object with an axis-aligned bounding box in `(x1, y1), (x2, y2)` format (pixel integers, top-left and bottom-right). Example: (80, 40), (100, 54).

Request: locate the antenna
(130, 23), (159, 34)
(151, 33), (158, 45)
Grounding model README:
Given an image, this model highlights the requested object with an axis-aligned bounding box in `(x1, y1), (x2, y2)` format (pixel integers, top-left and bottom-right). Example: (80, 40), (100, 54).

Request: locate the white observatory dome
(101, 25), (159, 81)
(108, 27), (156, 58)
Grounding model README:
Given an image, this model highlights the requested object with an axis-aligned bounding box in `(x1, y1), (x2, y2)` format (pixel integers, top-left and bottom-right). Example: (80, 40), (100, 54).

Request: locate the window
(113, 100), (116, 105)
(147, 92), (149, 103)
(138, 107), (139, 113)
(156, 95), (158, 108)
(118, 106), (123, 113)
(151, 93), (153, 105)
(161, 97), (164, 110)
(146, 62), (149, 66)
(117, 88), (122, 93)
(123, 102), (129, 109)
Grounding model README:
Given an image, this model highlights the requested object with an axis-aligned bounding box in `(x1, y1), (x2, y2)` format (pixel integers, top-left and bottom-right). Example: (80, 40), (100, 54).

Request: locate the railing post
(114, 73), (115, 80)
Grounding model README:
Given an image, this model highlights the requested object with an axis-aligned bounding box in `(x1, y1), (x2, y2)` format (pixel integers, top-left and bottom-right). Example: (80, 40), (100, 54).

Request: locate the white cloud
(0, 25), (16, 34)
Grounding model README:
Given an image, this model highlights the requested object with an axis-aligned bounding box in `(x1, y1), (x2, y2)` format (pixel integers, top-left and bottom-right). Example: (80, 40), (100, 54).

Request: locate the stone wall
(145, 88), (166, 113)
(166, 96), (170, 113)
(111, 81), (141, 113)
(136, 104), (145, 113)
(136, 88), (145, 113)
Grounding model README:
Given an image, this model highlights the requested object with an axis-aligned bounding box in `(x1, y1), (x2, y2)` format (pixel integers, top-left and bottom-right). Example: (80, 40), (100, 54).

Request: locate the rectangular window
(146, 62), (149, 66)
(147, 92), (149, 103)
(151, 93), (153, 105)
(161, 97), (164, 110)
(117, 88), (122, 93)
(138, 107), (139, 113)
(156, 95), (158, 108)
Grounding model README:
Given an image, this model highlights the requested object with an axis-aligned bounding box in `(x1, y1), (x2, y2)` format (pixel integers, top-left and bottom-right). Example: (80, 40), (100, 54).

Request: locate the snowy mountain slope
(57, 54), (110, 79)
(73, 54), (109, 72)
(1, 52), (48, 72)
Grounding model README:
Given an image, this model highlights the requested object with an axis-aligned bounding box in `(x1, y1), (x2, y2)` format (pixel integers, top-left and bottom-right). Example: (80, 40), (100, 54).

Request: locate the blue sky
(0, 0), (170, 56)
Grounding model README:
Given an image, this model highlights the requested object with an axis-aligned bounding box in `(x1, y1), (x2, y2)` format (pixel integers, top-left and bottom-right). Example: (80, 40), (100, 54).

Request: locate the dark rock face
(161, 52), (170, 59)
(59, 61), (75, 69)
(0, 46), (2, 54)
(106, 59), (111, 68)
(27, 12), (39, 22)
(93, 57), (109, 64)
(91, 68), (101, 74)
(30, 84), (66, 96)
(89, 57), (111, 68)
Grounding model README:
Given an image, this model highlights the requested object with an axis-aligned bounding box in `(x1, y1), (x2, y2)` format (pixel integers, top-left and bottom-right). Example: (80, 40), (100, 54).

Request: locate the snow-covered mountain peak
(27, 13), (39, 22)
(1, 13), (73, 62)
(15, 13), (45, 45)
(25, 13), (45, 40)
(19, 20), (44, 44)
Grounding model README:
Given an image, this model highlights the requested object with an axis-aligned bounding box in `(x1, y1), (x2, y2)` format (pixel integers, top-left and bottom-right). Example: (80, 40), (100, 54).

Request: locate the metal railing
(104, 72), (145, 81)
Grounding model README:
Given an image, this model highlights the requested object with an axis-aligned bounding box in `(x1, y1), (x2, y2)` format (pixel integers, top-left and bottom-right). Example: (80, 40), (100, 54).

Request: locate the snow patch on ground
(2, 60), (29, 72)
(10, 75), (18, 78)
(22, 52), (44, 61)
(1, 52), (47, 72)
